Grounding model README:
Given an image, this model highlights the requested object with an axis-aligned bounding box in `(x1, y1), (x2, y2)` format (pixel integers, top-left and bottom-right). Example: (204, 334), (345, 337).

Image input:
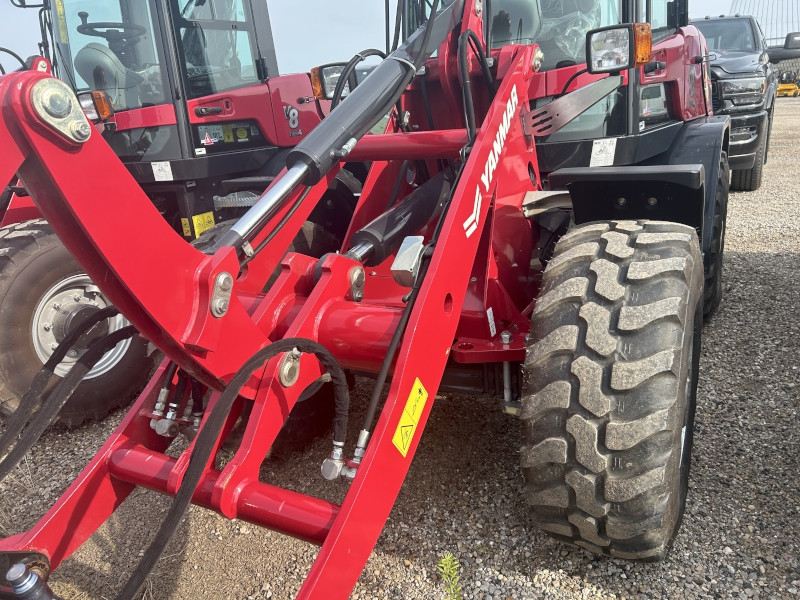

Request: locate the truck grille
(711, 81), (723, 113)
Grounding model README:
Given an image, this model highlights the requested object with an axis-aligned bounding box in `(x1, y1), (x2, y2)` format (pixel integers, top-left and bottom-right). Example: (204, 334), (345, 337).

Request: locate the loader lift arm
(0, 3), (540, 597)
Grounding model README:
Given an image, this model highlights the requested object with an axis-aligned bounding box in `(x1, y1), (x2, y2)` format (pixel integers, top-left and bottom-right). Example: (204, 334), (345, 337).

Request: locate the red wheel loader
(0, 0), (730, 597)
(0, 0), (365, 427)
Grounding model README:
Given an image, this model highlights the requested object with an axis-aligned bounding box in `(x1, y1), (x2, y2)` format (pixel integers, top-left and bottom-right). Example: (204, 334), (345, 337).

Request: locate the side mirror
(784, 32), (800, 50)
(586, 23), (652, 75)
(309, 62), (351, 101)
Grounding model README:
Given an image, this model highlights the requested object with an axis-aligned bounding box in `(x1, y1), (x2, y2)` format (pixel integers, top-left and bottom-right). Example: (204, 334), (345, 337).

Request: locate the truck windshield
(694, 20), (756, 54)
(54, 0), (167, 111)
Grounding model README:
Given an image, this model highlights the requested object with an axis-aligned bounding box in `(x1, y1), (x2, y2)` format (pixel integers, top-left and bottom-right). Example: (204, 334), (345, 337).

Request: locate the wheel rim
(31, 274), (132, 379)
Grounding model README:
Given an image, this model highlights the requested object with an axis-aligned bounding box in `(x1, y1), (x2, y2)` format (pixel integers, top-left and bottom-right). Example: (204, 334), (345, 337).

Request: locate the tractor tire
(703, 151), (729, 319)
(194, 220), (340, 456)
(0, 220), (154, 427)
(521, 220), (704, 561)
(731, 132), (766, 192)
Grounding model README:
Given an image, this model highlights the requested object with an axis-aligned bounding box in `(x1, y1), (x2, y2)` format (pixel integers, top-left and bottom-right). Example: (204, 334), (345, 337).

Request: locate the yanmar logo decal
(463, 85), (519, 238)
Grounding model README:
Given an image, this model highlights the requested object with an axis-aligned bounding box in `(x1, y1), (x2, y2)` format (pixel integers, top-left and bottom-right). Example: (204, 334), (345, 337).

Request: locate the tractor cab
(46, 0), (278, 164)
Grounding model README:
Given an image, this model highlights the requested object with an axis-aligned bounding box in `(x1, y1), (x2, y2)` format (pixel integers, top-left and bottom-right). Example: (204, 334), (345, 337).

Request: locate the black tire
(703, 151), (729, 319)
(195, 220), (340, 456)
(731, 132), (766, 192)
(0, 220), (153, 427)
(521, 220), (704, 561)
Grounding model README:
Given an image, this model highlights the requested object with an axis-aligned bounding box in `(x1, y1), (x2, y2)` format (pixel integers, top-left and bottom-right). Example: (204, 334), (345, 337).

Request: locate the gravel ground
(2, 101), (800, 600)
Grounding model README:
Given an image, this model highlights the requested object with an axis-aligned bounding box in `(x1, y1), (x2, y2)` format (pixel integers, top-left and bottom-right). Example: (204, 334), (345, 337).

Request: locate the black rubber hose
(0, 47), (26, 72)
(391, 0), (405, 52)
(360, 258), (429, 433)
(161, 362), (178, 393)
(358, 158), (467, 434)
(458, 29), (497, 144)
(556, 68), (588, 98)
(0, 306), (120, 460)
(485, 0), (493, 51)
(331, 48), (387, 111)
(115, 337), (349, 600)
(0, 326), (136, 483)
(385, 159), (410, 210)
(419, 70), (436, 131)
(190, 378), (205, 414)
(171, 370), (189, 409)
(413, 0), (440, 70)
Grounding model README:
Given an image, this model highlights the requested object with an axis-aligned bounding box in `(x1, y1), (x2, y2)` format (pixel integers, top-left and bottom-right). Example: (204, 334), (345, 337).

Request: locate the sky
(0, 0), (734, 75)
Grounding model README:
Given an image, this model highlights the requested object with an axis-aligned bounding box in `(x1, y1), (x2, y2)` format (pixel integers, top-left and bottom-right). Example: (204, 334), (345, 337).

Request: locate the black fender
(549, 116), (730, 283)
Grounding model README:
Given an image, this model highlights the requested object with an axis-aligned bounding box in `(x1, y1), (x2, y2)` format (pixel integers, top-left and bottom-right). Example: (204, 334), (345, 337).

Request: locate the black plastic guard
(549, 164), (706, 235)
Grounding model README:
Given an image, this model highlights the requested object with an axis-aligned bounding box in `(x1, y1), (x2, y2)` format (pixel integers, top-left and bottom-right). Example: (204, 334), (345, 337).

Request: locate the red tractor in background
(0, 0), (366, 429)
(0, 0), (730, 598)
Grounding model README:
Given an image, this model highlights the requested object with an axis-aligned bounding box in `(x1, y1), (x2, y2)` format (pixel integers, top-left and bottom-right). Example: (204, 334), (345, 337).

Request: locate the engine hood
(710, 52), (768, 76)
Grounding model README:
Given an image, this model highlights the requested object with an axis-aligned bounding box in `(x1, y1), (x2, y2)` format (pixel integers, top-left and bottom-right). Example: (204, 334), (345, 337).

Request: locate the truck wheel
(521, 220), (703, 560)
(194, 220), (339, 455)
(0, 221), (153, 427)
(731, 134), (765, 192)
(704, 151), (729, 319)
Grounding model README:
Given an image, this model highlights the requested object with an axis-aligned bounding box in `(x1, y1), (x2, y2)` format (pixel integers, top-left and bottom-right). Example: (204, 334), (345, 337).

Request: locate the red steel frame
(0, 7), (546, 596)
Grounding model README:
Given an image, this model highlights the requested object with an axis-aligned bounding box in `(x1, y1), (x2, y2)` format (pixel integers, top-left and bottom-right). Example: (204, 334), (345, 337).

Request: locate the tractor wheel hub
(52, 303), (109, 348)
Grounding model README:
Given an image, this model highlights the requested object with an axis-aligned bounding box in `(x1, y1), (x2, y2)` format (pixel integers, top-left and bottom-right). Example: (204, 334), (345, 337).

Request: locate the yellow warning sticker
(181, 218), (192, 237)
(391, 378), (428, 457)
(222, 125), (234, 143)
(54, 0), (69, 43)
(192, 211), (215, 236)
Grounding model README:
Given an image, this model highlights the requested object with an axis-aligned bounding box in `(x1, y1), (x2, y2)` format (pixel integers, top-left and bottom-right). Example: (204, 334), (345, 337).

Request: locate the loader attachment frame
(0, 38), (538, 596)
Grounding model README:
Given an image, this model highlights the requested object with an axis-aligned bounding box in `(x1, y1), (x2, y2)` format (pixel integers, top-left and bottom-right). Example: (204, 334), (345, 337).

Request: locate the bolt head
(212, 298), (229, 315)
(350, 267), (365, 287)
(53, 303), (61, 310)
(42, 87), (72, 119)
(616, 197), (627, 206)
(217, 272), (233, 292)
(500, 330), (512, 344)
(42, 323), (52, 331)
(49, 343), (59, 351)
(68, 349), (78, 358)
(74, 294), (82, 302)
(647, 197), (658, 206)
(70, 120), (92, 142)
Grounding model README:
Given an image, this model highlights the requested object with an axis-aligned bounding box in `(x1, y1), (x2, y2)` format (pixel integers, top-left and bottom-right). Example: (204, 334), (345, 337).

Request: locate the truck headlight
(718, 77), (766, 106)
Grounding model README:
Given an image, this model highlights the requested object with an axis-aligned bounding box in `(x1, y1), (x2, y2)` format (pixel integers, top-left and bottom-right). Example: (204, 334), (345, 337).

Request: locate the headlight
(718, 77), (766, 106)
(589, 28), (631, 73)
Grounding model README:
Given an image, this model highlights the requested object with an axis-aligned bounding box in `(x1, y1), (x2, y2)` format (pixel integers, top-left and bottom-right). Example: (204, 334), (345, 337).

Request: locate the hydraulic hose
(116, 337), (349, 600)
(0, 325), (137, 483)
(0, 306), (120, 461)
(458, 29), (497, 144)
(0, 47), (26, 74)
(331, 48), (387, 111)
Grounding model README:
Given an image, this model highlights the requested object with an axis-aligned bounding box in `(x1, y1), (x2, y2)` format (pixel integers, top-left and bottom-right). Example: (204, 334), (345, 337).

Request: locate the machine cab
(49, 0), (278, 164)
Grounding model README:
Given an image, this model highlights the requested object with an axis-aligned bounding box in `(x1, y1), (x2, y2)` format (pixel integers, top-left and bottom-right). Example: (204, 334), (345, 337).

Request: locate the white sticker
(487, 307), (497, 338)
(194, 147), (207, 156)
(152, 161), (174, 182)
(589, 138), (617, 167)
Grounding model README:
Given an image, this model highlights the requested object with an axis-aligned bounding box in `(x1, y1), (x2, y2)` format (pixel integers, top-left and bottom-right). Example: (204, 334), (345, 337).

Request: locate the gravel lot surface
(2, 101), (800, 600)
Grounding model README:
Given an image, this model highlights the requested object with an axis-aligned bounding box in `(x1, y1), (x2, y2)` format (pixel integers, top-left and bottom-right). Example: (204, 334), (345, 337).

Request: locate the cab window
(173, 0), (259, 99)
(491, 0), (622, 72)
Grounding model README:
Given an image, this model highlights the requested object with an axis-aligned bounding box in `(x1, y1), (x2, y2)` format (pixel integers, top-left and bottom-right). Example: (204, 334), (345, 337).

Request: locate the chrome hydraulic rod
(209, 162), (309, 252)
